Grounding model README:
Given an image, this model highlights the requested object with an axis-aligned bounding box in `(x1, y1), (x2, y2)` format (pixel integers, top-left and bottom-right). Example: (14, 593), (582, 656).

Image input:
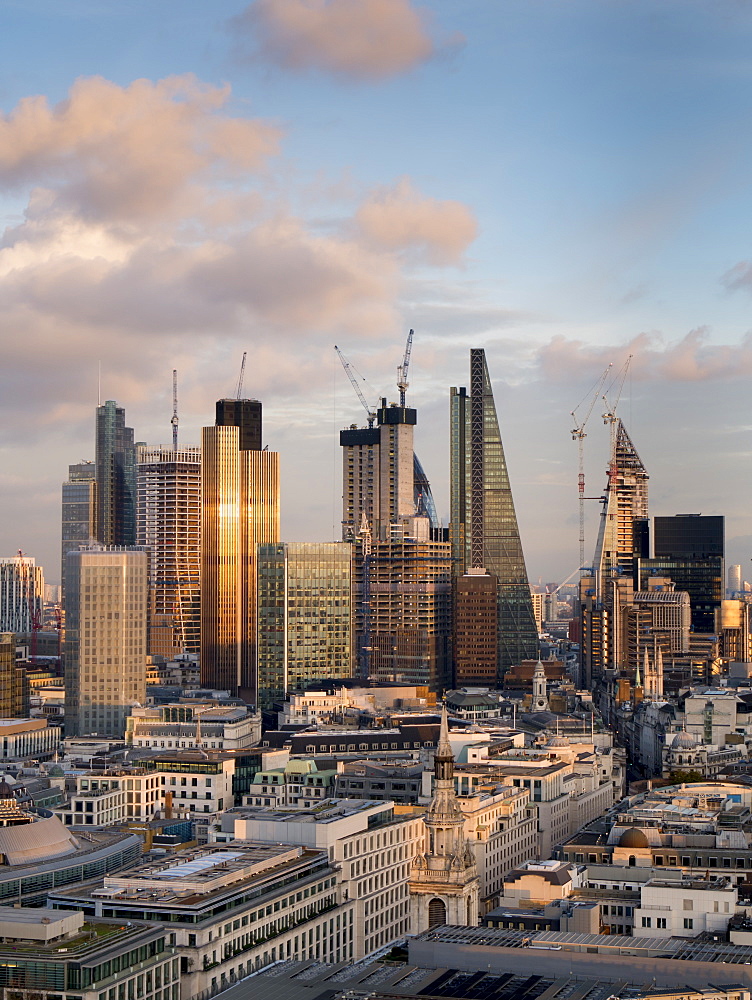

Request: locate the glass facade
(95, 401), (136, 547)
(256, 542), (352, 709)
(200, 419), (280, 701)
(61, 461), (96, 605)
(450, 349), (538, 677)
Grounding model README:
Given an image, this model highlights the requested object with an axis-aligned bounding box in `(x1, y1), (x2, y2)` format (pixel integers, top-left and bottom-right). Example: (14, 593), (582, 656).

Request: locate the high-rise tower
(137, 444), (201, 656)
(200, 400), (280, 701)
(95, 401), (136, 546)
(61, 461), (96, 605)
(0, 557), (44, 634)
(64, 545), (147, 738)
(450, 349), (538, 678)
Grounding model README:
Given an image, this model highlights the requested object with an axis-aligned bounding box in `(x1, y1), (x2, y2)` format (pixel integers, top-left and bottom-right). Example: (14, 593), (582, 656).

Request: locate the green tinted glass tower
(450, 349), (538, 678)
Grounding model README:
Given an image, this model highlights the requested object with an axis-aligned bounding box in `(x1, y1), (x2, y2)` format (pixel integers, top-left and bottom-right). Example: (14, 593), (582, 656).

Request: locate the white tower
(531, 658), (549, 712)
(410, 704), (479, 931)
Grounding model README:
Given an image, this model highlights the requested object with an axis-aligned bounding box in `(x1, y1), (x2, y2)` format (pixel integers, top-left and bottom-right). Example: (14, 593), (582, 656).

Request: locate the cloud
(0, 74), (282, 223)
(233, 0), (461, 80)
(536, 328), (752, 383)
(354, 178), (477, 264)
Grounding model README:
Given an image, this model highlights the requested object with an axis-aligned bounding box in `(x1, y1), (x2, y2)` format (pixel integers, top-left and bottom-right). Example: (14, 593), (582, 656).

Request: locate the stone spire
(531, 658), (548, 712)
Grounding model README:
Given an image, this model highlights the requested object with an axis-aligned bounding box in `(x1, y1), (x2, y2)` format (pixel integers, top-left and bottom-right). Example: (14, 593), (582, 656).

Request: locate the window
(656, 918), (666, 929)
(683, 918), (694, 929)
(641, 916), (651, 927)
(683, 899), (693, 910)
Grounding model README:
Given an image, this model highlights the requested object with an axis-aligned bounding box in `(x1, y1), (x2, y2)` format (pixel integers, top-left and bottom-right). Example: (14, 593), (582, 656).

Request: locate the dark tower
(215, 398), (262, 453)
(95, 400), (136, 546)
(450, 349), (539, 679)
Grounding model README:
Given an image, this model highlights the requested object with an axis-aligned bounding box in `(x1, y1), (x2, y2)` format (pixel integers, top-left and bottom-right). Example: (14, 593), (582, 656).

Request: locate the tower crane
(334, 346), (377, 427)
(235, 352), (247, 400)
(602, 355), (633, 484)
(171, 369), (179, 453)
(397, 328), (414, 407)
(571, 363), (613, 574)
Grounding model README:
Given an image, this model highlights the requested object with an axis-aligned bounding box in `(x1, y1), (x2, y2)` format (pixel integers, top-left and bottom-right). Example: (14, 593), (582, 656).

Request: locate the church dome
(546, 736), (570, 748)
(619, 827), (649, 849)
(671, 731), (697, 750)
(0, 780), (15, 800)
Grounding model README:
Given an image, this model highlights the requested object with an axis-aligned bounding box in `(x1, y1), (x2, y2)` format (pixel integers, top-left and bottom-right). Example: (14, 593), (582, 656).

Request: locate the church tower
(410, 704), (479, 931)
(531, 658), (549, 712)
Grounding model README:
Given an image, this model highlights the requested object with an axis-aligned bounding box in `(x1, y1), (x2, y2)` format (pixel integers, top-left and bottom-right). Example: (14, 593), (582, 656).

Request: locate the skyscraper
(340, 398), (417, 541)
(256, 542), (352, 709)
(0, 633), (29, 718)
(137, 444), (201, 657)
(450, 349), (538, 677)
(579, 418), (649, 686)
(215, 398), (262, 452)
(200, 401), (280, 701)
(95, 401), (136, 546)
(64, 545), (147, 738)
(0, 557), (44, 634)
(641, 514), (724, 633)
(61, 460), (96, 605)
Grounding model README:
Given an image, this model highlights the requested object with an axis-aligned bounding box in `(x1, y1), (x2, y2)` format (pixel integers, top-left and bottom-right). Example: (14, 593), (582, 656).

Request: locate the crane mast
(334, 346), (376, 427)
(397, 328), (414, 407)
(571, 363), (612, 574)
(171, 369), (179, 453)
(236, 352), (247, 400)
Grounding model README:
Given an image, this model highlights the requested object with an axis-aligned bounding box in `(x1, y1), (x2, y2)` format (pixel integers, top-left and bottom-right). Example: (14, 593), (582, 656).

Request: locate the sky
(1, 0), (751, 586)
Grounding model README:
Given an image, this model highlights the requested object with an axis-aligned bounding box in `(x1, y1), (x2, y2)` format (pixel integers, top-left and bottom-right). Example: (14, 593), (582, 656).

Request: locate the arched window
(628, 855), (636, 867)
(428, 897), (446, 928)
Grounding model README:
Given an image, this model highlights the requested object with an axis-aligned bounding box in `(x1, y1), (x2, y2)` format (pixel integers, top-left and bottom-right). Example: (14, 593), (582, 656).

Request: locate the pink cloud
(0, 75), (282, 222)
(537, 328), (752, 383)
(354, 178), (477, 264)
(234, 0), (461, 80)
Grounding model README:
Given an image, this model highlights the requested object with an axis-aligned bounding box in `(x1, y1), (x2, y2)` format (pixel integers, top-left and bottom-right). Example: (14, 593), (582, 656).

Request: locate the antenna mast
(171, 370), (179, 453)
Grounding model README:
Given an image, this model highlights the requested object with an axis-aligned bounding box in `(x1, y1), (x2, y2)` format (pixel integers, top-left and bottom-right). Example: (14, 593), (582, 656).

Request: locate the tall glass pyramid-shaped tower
(450, 349), (539, 678)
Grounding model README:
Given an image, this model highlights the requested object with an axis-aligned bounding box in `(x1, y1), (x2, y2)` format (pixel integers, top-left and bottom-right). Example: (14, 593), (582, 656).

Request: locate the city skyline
(0, 0), (750, 583)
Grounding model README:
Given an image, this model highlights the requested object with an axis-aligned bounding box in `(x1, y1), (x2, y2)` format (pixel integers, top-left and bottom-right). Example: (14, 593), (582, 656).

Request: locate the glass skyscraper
(450, 349), (538, 677)
(256, 542), (352, 709)
(61, 460), (96, 605)
(200, 403), (280, 702)
(95, 400), (136, 546)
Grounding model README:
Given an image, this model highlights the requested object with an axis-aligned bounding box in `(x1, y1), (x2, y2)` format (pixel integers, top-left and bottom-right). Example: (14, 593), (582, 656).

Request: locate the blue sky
(0, 0), (750, 586)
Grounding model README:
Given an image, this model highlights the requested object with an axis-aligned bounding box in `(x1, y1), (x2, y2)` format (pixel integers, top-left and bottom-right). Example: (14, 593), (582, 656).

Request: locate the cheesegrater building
(450, 349), (538, 679)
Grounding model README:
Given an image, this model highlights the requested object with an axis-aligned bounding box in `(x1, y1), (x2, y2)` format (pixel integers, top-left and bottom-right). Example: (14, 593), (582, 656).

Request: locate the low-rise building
(335, 760), (424, 803)
(633, 875), (736, 938)
(0, 908), (177, 1000)
(0, 718), (60, 760)
(245, 759), (339, 808)
(209, 798), (424, 959)
(49, 842), (354, 996)
(126, 702), (261, 751)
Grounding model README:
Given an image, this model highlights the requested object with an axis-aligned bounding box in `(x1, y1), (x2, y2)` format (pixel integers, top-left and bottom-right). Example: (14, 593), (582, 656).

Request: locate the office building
(0, 632), (29, 717)
(213, 798), (424, 958)
(137, 444), (201, 656)
(579, 420), (648, 687)
(453, 569), (498, 686)
(61, 460), (96, 603)
(0, 556), (44, 635)
(256, 542), (352, 709)
(450, 349), (538, 677)
(359, 531), (452, 691)
(641, 514), (725, 633)
(50, 842), (355, 992)
(0, 909), (177, 1000)
(200, 404), (280, 701)
(216, 397), (262, 452)
(125, 701), (261, 751)
(729, 564), (743, 597)
(64, 546), (148, 738)
(95, 400), (136, 546)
